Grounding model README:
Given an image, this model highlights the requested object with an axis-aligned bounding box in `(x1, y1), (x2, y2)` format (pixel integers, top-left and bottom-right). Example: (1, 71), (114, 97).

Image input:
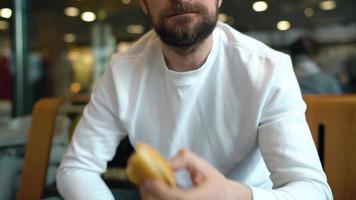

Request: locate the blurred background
(0, 0), (355, 116)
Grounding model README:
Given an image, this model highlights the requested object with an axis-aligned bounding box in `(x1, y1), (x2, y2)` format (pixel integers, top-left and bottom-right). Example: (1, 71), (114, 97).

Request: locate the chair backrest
(16, 96), (89, 200)
(304, 95), (356, 200)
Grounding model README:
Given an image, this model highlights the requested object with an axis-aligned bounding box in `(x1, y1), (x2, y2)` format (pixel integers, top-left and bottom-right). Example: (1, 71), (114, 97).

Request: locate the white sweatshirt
(57, 22), (333, 200)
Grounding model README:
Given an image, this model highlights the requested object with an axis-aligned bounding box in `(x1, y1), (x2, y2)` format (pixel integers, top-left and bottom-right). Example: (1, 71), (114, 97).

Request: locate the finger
(141, 180), (208, 200)
(184, 184), (211, 199)
(141, 179), (182, 199)
(170, 149), (212, 177)
(139, 186), (155, 200)
(191, 171), (205, 185)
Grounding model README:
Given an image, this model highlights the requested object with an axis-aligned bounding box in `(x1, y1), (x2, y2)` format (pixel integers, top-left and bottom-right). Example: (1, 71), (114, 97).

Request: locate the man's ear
(139, 0), (149, 15)
(217, 0), (223, 8)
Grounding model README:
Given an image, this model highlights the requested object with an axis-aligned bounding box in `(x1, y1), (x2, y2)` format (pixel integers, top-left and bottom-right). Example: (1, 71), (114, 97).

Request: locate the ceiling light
(122, 0), (131, 5)
(0, 8), (12, 19)
(81, 12), (96, 22)
(276, 20), (291, 31)
(252, 1), (268, 12)
(64, 7), (79, 17)
(319, 0), (337, 11)
(0, 20), (9, 30)
(64, 33), (76, 43)
(304, 8), (314, 17)
(127, 25), (144, 34)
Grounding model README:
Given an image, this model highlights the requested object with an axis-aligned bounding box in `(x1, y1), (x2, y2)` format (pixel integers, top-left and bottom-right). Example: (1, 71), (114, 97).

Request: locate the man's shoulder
(216, 22), (283, 59)
(215, 23), (292, 95)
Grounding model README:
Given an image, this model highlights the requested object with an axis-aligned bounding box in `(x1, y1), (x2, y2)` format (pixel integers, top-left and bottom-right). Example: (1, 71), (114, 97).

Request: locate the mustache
(162, 3), (206, 17)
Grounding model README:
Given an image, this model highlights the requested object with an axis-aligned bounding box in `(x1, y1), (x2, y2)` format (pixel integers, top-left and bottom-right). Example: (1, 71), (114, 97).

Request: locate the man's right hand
(139, 149), (252, 200)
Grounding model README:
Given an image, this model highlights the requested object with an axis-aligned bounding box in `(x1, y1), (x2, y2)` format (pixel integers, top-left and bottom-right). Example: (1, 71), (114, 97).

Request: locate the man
(288, 37), (342, 94)
(57, 0), (333, 199)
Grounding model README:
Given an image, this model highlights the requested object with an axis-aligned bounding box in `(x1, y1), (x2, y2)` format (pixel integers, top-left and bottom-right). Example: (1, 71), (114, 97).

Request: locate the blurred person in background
(57, 0), (332, 199)
(342, 55), (356, 93)
(0, 52), (11, 101)
(288, 37), (342, 94)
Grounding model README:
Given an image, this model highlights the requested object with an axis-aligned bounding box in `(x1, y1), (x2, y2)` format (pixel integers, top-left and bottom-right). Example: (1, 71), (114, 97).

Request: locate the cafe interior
(0, 0), (355, 199)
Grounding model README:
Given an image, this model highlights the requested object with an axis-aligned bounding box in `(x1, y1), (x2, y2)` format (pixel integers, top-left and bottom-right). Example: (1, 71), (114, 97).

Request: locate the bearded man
(57, 0), (332, 199)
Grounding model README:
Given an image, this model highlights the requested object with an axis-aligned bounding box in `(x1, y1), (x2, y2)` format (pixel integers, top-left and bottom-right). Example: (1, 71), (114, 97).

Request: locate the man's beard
(151, 2), (218, 48)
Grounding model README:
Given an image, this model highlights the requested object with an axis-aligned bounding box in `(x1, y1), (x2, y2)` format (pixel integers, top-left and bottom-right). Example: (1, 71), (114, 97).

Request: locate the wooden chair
(16, 96), (89, 200)
(16, 96), (134, 200)
(304, 95), (356, 200)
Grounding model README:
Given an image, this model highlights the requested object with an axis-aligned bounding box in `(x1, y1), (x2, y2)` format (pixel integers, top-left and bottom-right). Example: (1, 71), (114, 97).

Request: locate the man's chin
(155, 15), (217, 48)
(165, 21), (198, 34)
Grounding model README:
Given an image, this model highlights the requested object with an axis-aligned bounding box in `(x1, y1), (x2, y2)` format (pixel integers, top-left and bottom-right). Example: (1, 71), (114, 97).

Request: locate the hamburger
(126, 143), (176, 187)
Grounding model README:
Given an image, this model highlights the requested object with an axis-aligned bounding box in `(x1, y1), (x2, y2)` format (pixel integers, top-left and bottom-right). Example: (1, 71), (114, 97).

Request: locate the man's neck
(161, 34), (214, 72)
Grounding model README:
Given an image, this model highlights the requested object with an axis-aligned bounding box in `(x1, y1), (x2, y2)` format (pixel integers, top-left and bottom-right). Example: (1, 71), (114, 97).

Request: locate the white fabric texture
(57, 22), (332, 200)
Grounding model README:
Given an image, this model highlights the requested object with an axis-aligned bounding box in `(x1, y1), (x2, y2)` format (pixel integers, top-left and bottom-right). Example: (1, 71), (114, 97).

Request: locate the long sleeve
(250, 55), (333, 200)
(56, 66), (127, 200)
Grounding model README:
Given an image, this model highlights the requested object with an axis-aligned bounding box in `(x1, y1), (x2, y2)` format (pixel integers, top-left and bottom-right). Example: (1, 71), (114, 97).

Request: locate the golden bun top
(126, 143), (176, 187)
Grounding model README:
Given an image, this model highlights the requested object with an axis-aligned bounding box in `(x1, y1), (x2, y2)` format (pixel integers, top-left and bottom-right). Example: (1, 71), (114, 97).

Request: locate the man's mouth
(167, 11), (199, 17)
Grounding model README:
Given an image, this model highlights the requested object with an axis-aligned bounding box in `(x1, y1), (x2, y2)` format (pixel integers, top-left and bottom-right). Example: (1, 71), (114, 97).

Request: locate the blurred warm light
(68, 51), (81, 61)
(64, 7), (80, 17)
(276, 20), (291, 31)
(252, 1), (268, 12)
(226, 17), (235, 25)
(68, 48), (94, 90)
(319, 0), (337, 11)
(304, 8), (314, 17)
(81, 12), (96, 22)
(70, 82), (82, 93)
(64, 33), (76, 43)
(218, 13), (228, 22)
(0, 8), (12, 19)
(122, 0), (131, 5)
(117, 42), (132, 53)
(0, 20), (8, 30)
(127, 25), (144, 34)
(82, 53), (94, 64)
